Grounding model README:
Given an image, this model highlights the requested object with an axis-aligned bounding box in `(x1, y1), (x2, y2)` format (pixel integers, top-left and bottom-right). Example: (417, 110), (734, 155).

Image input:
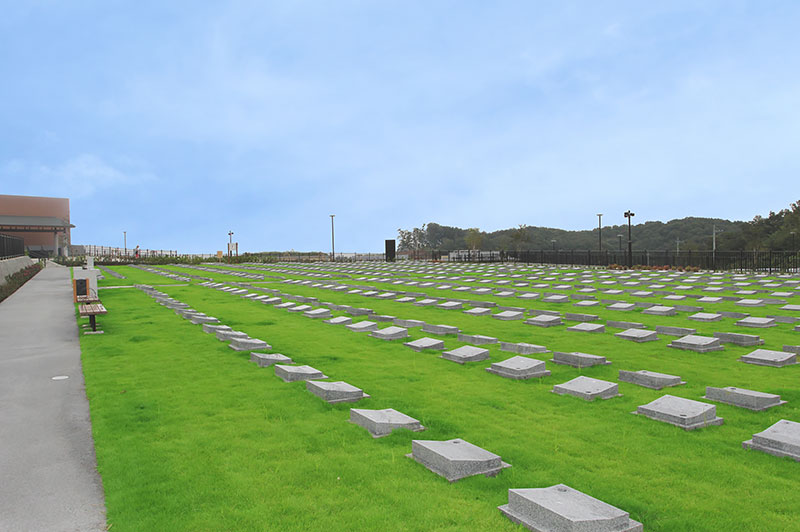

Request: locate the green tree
(465, 228), (483, 250)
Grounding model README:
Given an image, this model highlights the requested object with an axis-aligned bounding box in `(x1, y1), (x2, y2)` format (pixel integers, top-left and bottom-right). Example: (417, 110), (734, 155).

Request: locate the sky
(1, 1), (799, 253)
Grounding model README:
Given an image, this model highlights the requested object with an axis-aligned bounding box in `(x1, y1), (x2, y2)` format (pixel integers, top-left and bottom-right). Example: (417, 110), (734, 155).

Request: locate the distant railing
(0, 233), (24, 259)
(77, 245), (180, 259)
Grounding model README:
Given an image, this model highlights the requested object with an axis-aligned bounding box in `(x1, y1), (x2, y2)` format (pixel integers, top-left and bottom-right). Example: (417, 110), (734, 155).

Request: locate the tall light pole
(228, 230), (234, 262)
(123, 231), (127, 256)
(329, 215), (335, 262)
(624, 210), (635, 268)
(597, 213), (603, 251)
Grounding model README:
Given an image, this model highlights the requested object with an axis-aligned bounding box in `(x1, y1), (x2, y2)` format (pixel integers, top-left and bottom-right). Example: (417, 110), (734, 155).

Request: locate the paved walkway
(0, 262), (106, 532)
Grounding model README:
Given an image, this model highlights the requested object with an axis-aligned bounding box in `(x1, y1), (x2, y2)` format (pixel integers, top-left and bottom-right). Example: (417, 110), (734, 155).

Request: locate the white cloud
(0, 154), (155, 198)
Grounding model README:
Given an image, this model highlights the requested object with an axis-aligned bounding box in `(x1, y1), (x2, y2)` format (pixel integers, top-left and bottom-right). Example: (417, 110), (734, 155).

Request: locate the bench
(78, 303), (107, 332)
(76, 294), (100, 303)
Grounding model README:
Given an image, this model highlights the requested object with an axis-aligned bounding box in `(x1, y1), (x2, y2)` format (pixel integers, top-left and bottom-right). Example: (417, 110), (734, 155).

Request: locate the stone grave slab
(529, 309), (561, 316)
(350, 408), (425, 438)
(517, 292), (540, 300)
(216, 330), (249, 341)
(229, 338), (271, 351)
(274, 364), (327, 382)
(304, 308), (332, 319)
(768, 315), (799, 324)
(347, 307), (373, 316)
(781, 304), (800, 312)
(463, 307), (493, 316)
(250, 352), (292, 367)
(261, 297), (282, 305)
(697, 296), (723, 304)
(414, 298), (439, 307)
(324, 316), (353, 325)
(422, 323), (459, 335)
(287, 304), (312, 313)
(306, 380), (369, 404)
(743, 420), (800, 461)
(486, 356), (550, 380)
(542, 295), (569, 303)
(369, 326), (409, 341)
(606, 320), (646, 330)
(498, 484), (643, 532)
(395, 297), (416, 303)
(551, 351), (611, 368)
(404, 337), (445, 351)
(719, 311), (750, 319)
(675, 304), (704, 312)
(567, 322), (606, 333)
(393, 318), (425, 328)
(408, 439), (511, 482)
(500, 342), (549, 355)
(668, 335), (724, 353)
(736, 299), (764, 307)
(704, 386), (786, 411)
(635, 395), (723, 430)
(713, 332), (764, 346)
(458, 333), (498, 345)
(655, 325), (696, 337)
(739, 348), (797, 367)
(346, 321), (378, 333)
(619, 370), (685, 390)
(437, 301), (463, 310)
(274, 302), (297, 310)
(190, 315), (220, 325)
(525, 315), (563, 327)
(553, 376), (620, 401)
(643, 305), (677, 316)
(493, 310), (524, 321)
(563, 313), (599, 322)
(614, 328), (658, 342)
(735, 317), (776, 328)
(607, 302), (636, 311)
(573, 300), (600, 307)
(785, 345), (800, 355)
(441, 345), (490, 364)
(203, 324), (231, 334)
(688, 312), (723, 322)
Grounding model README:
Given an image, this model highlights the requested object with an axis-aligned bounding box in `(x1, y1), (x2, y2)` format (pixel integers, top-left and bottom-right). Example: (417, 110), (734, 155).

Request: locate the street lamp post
(330, 215), (335, 262)
(597, 213), (603, 251)
(624, 210), (635, 269)
(228, 230), (234, 262)
(123, 231), (127, 257)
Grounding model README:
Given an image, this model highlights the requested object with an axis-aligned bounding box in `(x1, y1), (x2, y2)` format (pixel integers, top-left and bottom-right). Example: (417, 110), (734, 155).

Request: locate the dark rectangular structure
(385, 239), (396, 262)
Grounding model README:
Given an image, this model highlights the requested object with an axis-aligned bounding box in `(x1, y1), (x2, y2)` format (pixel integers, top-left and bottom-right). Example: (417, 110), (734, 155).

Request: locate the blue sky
(2, 1), (799, 253)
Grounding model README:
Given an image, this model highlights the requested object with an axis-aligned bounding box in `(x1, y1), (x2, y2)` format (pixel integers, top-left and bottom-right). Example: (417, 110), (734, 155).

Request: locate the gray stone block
(739, 348), (797, 367)
(486, 356), (550, 380)
(190, 315), (220, 325)
(688, 312), (723, 322)
(743, 420), (800, 461)
(203, 324), (232, 334)
(463, 307), (493, 316)
(642, 305), (676, 316)
(393, 318), (425, 328)
(437, 301), (463, 310)
(404, 337), (446, 351)
(635, 395), (723, 430)
(567, 322), (606, 333)
(606, 320), (646, 330)
(324, 316), (353, 325)
(346, 321), (378, 333)
(655, 325), (696, 337)
(551, 351), (611, 368)
(306, 380), (369, 404)
(287, 304), (312, 313)
(260, 297), (282, 305)
(735, 317), (777, 328)
(413, 298), (439, 307)
(704, 386), (786, 411)
(274, 302), (297, 310)
(274, 364), (327, 382)
(408, 439), (511, 482)
(785, 345), (800, 355)
(542, 295), (569, 303)
(216, 330), (249, 341)
(422, 323), (459, 335)
(553, 376), (620, 401)
(458, 333), (498, 344)
(668, 335), (724, 353)
(350, 408), (425, 438)
(250, 352), (292, 367)
(736, 298), (764, 307)
(713, 332), (764, 346)
(441, 345), (490, 364)
(675, 305), (704, 312)
(304, 308), (332, 319)
(619, 370), (684, 390)
(500, 342), (549, 355)
(607, 302), (636, 311)
(563, 313), (599, 322)
(369, 326), (409, 341)
(525, 315), (563, 327)
(346, 307), (373, 316)
(768, 315), (799, 324)
(614, 328), (658, 342)
(229, 338), (271, 351)
(498, 484), (643, 532)
(493, 310), (524, 321)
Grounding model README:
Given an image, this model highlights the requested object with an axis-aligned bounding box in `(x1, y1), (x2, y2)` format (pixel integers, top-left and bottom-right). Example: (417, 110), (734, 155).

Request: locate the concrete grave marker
(463, 307), (493, 316)
(324, 316), (353, 325)
(567, 322), (606, 333)
(408, 439), (511, 482)
(655, 325), (696, 337)
(619, 370), (685, 390)
(525, 315), (563, 327)
(614, 328), (658, 342)
(735, 317), (777, 328)
(441, 345), (490, 364)
(346, 321), (378, 333)
(350, 408), (425, 438)
(304, 308), (332, 319)
(404, 337), (445, 351)
(668, 335), (724, 353)
(553, 376), (620, 401)
(422, 323), (459, 335)
(688, 312), (723, 322)
(743, 420), (800, 461)
(369, 326), (409, 341)
(704, 386), (786, 411)
(551, 351), (611, 368)
(493, 310), (524, 321)
(500, 342), (549, 355)
(739, 348), (797, 367)
(306, 380), (369, 404)
(635, 395), (723, 430)
(498, 484), (643, 532)
(486, 356), (550, 379)
(229, 338), (271, 351)
(274, 364), (327, 382)
(713, 332), (764, 346)
(250, 353), (292, 367)
(457, 333), (498, 344)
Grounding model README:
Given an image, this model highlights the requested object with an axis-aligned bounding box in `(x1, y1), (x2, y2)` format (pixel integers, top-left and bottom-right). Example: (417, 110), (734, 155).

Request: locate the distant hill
(398, 201), (800, 252)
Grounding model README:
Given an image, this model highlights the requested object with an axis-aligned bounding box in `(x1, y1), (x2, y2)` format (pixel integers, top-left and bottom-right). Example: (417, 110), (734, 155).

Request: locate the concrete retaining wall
(0, 256), (36, 285)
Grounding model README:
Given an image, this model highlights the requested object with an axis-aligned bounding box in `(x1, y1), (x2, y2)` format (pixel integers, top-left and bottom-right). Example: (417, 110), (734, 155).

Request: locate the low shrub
(0, 263), (44, 303)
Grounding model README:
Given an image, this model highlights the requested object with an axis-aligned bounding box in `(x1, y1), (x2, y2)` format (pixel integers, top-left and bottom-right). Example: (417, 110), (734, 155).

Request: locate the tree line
(397, 200), (800, 252)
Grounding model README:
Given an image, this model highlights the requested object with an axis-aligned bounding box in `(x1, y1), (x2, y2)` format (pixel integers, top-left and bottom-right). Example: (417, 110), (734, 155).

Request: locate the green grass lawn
(80, 264), (800, 531)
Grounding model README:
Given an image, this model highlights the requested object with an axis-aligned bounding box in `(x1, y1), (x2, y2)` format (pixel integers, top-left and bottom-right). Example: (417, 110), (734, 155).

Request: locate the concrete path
(0, 263), (107, 532)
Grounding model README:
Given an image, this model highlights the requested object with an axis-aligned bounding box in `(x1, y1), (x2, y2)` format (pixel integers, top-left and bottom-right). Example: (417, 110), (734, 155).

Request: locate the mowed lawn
(80, 265), (800, 531)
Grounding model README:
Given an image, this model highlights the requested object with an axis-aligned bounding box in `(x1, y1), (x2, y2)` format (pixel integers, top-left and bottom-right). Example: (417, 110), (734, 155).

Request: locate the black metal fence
(0, 233), (24, 259)
(402, 249), (800, 273)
